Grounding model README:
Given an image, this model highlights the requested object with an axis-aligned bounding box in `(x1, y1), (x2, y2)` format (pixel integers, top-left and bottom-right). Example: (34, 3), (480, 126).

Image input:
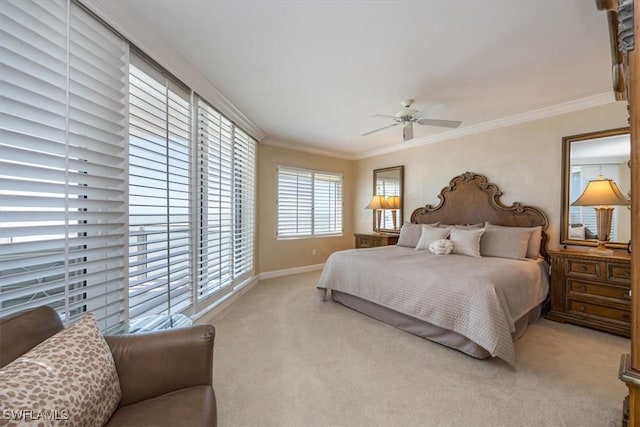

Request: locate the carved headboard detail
(410, 172), (550, 260)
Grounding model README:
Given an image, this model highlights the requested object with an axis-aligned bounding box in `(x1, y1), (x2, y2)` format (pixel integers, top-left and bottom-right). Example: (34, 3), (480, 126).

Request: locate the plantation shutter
(313, 173), (343, 235)
(197, 98), (234, 299)
(0, 0), (128, 330)
(277, 167), (313, 238)
(128, 53), (193, 319)
(233, 128), (256, 281)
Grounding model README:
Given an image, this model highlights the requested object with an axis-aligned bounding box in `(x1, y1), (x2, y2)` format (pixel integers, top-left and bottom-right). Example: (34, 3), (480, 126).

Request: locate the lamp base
(588, 240), (614, 256)
(587, 247), (614, 256)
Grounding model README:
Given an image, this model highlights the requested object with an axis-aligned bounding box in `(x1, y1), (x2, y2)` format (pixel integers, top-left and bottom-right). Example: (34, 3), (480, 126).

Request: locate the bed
(317, 172), (550, 366)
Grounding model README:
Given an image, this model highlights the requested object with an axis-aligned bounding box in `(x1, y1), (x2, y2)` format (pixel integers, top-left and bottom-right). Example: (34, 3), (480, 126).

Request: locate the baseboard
(259, 263), (325, 280)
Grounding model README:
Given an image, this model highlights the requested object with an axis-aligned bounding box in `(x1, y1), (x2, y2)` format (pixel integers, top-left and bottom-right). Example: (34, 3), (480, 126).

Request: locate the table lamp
(386, 195), (401, 230)
(571, 176), (630, 254)
(366, 195), (390, 233)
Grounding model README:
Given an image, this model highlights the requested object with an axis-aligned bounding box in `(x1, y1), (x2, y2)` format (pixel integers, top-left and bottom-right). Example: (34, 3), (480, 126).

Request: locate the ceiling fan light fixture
(363, 99), (462, 142)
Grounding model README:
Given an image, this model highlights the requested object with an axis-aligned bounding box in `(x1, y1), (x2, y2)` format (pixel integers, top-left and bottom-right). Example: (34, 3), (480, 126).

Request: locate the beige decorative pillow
(526, 226), (543, 258)
(0, 313), (121, 427)
(415, 225), (452, 250)
(454, 223), (484, 229)
(398, 222), (438, 247)
(450, 227), (485, 257)
(483, 223), (542, 259)
(480, 224), (533, 260)
(397, 223), (420, 247)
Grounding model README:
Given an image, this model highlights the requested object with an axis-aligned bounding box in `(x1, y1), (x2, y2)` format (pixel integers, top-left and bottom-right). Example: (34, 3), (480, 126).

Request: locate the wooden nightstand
(546, 249), (631, 337)
(354, 232), (399, 249)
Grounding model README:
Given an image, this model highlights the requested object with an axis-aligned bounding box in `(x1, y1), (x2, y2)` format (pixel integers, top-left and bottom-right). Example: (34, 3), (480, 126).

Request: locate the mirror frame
(372, 165), (404, 233)
(560, 127), (630, 249)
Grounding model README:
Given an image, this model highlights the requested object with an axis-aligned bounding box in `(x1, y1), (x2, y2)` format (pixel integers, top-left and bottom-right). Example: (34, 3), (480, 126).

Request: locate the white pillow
(569, 225), (586, 240)
(0, 313), (121, 427)
(450, 227), (485, 257)
(415, 225), (452, 250)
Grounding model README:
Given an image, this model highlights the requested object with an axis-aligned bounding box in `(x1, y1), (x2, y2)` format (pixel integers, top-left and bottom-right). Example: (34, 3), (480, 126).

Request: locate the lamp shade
(571, 178), (630, 207)
(386, 195), (401, 209)
(366, 195), (390, 210)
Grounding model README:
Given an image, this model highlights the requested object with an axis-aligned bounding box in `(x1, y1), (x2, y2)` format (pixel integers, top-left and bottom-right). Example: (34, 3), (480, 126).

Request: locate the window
(277, 166), (343, 238)
(196, 99), (234, 299)
(0, 0), (128, 331)
(0, 0), (258, 330)
(233, 128), (256, 280)
(128, 53), (193, 320)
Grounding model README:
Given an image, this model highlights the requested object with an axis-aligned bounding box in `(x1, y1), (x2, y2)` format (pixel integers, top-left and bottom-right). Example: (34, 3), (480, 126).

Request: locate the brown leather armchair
(0, 306), (217, 426)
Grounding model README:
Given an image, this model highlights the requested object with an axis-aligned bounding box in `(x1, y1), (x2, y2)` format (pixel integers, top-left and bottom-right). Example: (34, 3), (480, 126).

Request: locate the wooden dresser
(354, 232), (399, 249)
(546, 249), (632, 337)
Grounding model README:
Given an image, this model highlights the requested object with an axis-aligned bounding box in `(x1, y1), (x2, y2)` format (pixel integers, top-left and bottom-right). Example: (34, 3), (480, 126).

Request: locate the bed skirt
(322, 288), (542, 360)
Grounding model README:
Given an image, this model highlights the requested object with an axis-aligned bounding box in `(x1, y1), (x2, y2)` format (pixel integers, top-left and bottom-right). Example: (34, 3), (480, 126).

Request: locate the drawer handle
(579, 265), (588, 272)
(578, 285), (587, 292)
(624, 291), (631, 300)
(623, 271), (630, 278)
(578, 305), (585, 312)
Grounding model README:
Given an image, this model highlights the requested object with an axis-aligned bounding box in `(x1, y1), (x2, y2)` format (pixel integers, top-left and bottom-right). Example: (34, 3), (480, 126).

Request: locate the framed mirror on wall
(372, 166), (404, 233)
(561, 127), (631, 250)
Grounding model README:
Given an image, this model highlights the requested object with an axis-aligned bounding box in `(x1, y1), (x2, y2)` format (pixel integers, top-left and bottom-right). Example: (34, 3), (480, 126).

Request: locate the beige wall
(354, 102), (629, 250)
(257, 141), (355, 273)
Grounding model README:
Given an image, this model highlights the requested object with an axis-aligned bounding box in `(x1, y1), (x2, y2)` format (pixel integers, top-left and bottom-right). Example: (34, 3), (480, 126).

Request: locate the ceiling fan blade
(416, 118), (462, 128)
(402, 123), (413, 141)
(361, 122), (399, 136)
(416, 102), (448, 118)
(370, 114), (397, 119)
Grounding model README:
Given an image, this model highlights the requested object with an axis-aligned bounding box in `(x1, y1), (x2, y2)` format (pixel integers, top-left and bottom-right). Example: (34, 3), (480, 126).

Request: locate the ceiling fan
(362, 99), (462, 141)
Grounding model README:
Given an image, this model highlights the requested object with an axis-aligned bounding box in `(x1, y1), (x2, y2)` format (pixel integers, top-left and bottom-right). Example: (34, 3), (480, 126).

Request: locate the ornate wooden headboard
(410, 172), (550, 260)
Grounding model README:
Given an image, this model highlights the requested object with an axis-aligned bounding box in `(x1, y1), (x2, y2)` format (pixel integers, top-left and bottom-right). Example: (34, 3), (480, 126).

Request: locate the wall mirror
(561, 127), (631, 249)
(372, 166), (404, 233)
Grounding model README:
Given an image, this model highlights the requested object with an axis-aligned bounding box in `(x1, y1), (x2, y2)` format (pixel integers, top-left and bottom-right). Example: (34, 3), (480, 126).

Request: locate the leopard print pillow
(0, 313), (121, 426)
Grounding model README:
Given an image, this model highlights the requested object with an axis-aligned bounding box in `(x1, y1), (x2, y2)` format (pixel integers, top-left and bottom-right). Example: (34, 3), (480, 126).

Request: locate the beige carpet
(208, 271), (629, 427)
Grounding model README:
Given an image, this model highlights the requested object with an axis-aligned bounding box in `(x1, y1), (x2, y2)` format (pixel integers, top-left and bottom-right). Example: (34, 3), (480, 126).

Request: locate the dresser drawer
(354, 233), (398, 249)
(568, 299), (630, 323)
(566, 259), (599, 278)
(568, 279), (631, 301)
(608, 264), (632, 284)
(357, 236), (374, 248)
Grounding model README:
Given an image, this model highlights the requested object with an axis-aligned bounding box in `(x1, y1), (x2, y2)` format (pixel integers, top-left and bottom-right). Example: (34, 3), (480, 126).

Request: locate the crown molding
(80, 0), (266, 142)
(355, 92), (616, 160)
(260, 138), (357, 160)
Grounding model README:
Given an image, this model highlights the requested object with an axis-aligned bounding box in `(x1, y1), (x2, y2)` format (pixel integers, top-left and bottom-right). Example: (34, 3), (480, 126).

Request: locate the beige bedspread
(317, 246), (549, 365)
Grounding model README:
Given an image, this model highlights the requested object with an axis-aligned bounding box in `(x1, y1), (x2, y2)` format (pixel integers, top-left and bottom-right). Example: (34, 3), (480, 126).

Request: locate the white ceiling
(121, 0), (614, 158)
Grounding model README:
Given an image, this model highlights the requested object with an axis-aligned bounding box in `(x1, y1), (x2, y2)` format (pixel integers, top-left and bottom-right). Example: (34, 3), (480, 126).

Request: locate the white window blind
(277, 166), (342, 238)
(233, 128), (256, 280)
(0, 0), (128, 330)
(197, 98), (234, 299)
(128, 53), (193, 320)
(314, 173), (343, 235)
